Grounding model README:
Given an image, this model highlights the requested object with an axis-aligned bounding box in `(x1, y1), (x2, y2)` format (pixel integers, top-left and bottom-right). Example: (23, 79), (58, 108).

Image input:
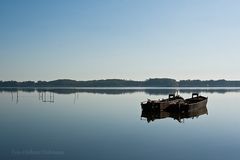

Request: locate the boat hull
(165, 96), (208, 112)
(141, 96), (208, 123)
(141, 98), (184, 111)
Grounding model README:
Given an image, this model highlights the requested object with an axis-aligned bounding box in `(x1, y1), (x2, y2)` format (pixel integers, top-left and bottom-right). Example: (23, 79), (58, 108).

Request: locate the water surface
(0, 88), (240, 160)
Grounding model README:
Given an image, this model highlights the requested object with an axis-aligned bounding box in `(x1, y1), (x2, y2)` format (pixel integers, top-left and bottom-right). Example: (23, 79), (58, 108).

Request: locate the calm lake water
(0, 88), (240, 160)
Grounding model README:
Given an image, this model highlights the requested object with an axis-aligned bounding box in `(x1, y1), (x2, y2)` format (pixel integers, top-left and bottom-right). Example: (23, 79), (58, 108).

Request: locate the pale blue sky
(1, 0), (240, 81)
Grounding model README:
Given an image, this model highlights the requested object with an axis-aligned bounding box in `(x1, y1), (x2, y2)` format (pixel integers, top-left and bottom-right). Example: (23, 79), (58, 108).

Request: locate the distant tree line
(0, 78), (240, 87)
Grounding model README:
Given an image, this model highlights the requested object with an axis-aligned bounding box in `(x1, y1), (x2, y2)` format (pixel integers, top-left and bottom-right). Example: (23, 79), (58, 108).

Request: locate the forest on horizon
(1, 78), (240, 87)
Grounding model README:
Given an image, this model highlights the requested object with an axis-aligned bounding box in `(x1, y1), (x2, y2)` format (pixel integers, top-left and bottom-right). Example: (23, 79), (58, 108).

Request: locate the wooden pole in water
(11, 91), (13, 102)
(16, 91), (19, 104)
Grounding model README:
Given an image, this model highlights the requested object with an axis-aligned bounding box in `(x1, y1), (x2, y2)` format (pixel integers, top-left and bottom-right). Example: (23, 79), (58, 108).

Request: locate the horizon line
(1, 78), (239, 82)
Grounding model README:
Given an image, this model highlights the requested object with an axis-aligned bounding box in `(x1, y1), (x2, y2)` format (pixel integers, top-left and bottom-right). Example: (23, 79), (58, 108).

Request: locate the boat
(165, 93), (208, 112)
(141, 94), (184, 111)
(141, 103), (208, 123)
(141, 93), (208, 123)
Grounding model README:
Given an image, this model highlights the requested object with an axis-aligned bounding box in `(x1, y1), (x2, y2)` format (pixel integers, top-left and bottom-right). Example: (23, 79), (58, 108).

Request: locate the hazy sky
(1, 0), (240, 81)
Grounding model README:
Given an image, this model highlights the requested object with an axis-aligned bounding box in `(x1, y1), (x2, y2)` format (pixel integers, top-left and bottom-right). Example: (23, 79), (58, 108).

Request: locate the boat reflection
(141, 103), (208, 123)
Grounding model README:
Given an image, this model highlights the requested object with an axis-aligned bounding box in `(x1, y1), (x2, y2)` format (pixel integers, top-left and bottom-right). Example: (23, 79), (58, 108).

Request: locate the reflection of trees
(1, 88), (240, 95)
(0, 88), (35, 93)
